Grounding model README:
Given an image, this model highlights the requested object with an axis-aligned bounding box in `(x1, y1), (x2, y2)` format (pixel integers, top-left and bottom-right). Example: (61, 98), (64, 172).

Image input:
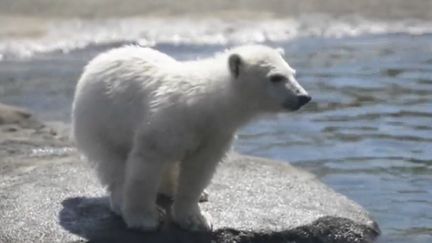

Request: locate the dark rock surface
(0, 105), (380, 243)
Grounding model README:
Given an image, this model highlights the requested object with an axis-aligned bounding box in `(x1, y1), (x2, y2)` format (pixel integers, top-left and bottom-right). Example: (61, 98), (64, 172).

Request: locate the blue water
(0, 34), (431, 242)
(236, 34), (432, 242)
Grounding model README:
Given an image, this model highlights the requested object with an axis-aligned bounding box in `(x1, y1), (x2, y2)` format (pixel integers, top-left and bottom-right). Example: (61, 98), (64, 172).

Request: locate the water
(0, 13), (432, 243)
(237, 34), (432, 242)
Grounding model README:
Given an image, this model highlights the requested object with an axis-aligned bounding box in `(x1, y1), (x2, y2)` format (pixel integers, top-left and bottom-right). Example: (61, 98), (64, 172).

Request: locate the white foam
(1, 15), (432, 60)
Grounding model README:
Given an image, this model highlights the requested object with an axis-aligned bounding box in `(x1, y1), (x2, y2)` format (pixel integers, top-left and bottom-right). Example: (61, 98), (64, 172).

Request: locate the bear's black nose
(297, 95), (311, 107)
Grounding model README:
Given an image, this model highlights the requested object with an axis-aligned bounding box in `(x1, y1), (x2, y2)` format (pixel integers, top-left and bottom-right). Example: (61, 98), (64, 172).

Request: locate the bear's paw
(172, 205), (212, 231)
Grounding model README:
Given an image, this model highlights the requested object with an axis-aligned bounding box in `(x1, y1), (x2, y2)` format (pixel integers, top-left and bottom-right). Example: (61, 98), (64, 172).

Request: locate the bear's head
(228, 45), (311, 112)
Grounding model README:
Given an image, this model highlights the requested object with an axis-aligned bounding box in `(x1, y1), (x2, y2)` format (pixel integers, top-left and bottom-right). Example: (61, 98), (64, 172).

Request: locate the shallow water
(1, 27), (432, 242)
(237, 34), (432, 242)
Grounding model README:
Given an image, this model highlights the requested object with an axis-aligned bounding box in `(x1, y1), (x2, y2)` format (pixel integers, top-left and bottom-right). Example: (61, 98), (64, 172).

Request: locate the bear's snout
(297, 95), (311, 107)
(286, 94), (311, 111)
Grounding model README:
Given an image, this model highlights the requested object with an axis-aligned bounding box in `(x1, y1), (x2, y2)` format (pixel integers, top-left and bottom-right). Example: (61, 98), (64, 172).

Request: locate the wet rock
(0, 112), (380, 243)
(0, 105), (69, 160)
(0, 102), (43, 128)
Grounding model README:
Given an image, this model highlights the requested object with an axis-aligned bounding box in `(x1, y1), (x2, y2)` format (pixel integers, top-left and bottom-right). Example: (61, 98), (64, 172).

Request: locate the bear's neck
(181, 56), (258, 130)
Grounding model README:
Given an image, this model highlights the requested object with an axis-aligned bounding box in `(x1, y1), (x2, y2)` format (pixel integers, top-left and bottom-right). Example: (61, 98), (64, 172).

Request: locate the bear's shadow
(59, 196), (214, 243)
(59, 196), (379, 243)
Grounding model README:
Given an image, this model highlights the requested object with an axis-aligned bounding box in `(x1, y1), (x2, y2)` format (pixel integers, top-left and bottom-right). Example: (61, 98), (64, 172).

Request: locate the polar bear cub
(71, 45), (311, 231)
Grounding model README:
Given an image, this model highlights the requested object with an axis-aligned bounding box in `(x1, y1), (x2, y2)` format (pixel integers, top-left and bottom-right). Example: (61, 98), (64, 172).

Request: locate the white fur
(71, 44), (309, 231)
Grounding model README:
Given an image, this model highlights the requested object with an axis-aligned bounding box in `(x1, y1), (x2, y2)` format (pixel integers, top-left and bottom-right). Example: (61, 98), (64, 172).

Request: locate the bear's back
(72, 46), (180, 147)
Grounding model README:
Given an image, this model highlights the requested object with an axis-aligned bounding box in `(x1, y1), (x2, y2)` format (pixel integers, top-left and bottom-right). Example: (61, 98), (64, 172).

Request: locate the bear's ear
(228, 53), (242, 78)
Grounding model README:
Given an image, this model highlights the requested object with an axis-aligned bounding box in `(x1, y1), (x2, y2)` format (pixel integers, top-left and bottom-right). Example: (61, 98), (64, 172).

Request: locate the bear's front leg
(122, 148), (168, 231)
(172, 139), (230, 231)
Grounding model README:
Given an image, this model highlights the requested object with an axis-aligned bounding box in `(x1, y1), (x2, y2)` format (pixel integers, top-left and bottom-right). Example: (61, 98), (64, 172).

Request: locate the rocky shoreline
(0, 103), (380, 243)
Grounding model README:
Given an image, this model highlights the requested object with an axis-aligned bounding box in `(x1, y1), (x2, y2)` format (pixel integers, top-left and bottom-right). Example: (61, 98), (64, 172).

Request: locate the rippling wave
(1, 15), (432, 60)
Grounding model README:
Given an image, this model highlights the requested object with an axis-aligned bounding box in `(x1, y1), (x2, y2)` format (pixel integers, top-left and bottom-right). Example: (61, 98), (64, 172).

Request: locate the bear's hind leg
(108, 179), (124, 215)
(171, 136), (231, 231)
(89, 144), (127, 216)
(173, 158), (217, 231)
(122, 147), (170, 231)
(172, 140), (229, 231)
(158, 162), (179, 200)
(157, 162), (209, 203)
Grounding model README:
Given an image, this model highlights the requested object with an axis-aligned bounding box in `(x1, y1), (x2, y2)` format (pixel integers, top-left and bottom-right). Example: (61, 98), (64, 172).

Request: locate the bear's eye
(269, 74), (286, 84)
